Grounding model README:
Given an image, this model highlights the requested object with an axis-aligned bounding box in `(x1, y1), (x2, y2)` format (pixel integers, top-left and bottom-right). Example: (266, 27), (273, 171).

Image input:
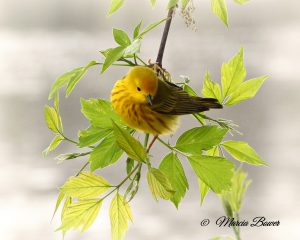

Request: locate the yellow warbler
(111, 66), (222, 135)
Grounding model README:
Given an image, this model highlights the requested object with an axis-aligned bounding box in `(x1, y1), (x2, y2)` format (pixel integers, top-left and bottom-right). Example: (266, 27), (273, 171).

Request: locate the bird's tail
(192, 96), (223, 110)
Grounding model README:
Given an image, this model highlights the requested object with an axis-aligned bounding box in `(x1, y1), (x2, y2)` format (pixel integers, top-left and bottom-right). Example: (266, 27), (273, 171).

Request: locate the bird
(111, 66), (222, 136)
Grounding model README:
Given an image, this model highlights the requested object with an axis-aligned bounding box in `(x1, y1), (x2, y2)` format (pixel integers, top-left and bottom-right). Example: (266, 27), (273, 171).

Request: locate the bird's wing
(151, 80), (222, 115)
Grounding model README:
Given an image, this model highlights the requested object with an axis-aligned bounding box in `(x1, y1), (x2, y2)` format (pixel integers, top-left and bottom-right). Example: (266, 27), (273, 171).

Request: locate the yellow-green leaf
(202, 71), (222, 103)
(112, 121), (146, 162)
(44, 105), (61, 133)
(101, 46), (126, 73)
(167, 0), (179, 9)
(159, 153), (189, 208)
(52, 191), (65, 220)
(43, 135), (63, 156)
(110, 193), (133, 240)
(222, 141), (268, 166)
(211, 0), (228, 26)
(80, 98), (123, 128)
(188, 155), (234, 193)
(108, 0), (125, 16)
(137, 18), (167, 38)
(234, 0), (249, 4)
(58, 199), (102, 232)
(78, 126), (111, 148)
(147, 168), (175, 201)
(221, 48), (246, 99)
(225, 76), (268, 105)
(60, 172), (110, 198)
(198, 178), (210, 205)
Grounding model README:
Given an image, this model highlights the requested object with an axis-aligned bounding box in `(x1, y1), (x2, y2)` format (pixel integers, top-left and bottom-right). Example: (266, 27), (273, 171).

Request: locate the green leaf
(112, 121), (146, 162)
(123, 39), (141, 57)
(137, 18), (167, 38)
(206, 145), (219, 157)
(221, 48), (246, 99)
(78, 126), (111, 148)
(150, 0), (156, 7)
(107, 0), (125, 16)
(101, 46), (126, 73)
(44, 105), (62, 133)
(175, 126), (228, 154)
(159, 153), (189, 208)
(43, 135), (63, 156)
(110, 193), (133, 240)
(234, 0), (249, 4)
(221, 168), (252, 213)
(113, 29), (131, 46)
(65, 61), (97, 97)
(126, 158), (135, 175)
(52, 191), (65, 220)
(89, 134), (123, 171)
(58, 199), (102, 232)
(211, 0), (228, 26)
(81, 98), (123, 128)
(225, 76), (268, 105)
(60, 172), (110, 198)
(222, 141), (268, 166)
(198, 178), (210, 205)
(181, 0), (190, 9)
(133, 21), (142, 39)
(202, 71), (222, 103)
(48, 61), (97, 99)
(188, 155), (234, 193)
(167, 0), (179, 9)
(147, 168), (175, 201)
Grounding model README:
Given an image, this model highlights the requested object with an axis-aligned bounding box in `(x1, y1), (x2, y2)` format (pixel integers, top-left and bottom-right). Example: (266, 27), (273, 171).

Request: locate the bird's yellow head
(125, 66), (158, 105)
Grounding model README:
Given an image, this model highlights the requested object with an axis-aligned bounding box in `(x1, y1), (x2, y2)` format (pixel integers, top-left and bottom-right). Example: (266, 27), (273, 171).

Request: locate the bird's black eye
(137, 87), (141, 91)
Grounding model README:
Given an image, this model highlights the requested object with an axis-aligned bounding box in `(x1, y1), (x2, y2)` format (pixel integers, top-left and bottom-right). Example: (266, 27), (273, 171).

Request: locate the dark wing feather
(151, 80), (222, 115)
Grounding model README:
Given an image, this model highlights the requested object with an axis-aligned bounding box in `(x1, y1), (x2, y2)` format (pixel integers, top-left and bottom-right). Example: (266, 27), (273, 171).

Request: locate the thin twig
(156, 7), (175, 67)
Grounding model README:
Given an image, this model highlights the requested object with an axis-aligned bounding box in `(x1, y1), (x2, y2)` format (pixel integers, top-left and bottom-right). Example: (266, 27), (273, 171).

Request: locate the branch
(156, 7), (175, 67)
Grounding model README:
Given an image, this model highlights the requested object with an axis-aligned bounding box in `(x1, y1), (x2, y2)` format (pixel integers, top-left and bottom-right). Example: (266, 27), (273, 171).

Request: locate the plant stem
(156, 7), (175, 67)
(75, 161), (90, 176)
(157, 137), (188, 157)
(232, 213), (241, 240)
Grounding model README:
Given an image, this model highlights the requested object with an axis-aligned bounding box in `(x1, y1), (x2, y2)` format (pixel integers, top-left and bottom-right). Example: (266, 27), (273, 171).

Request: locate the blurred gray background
(1, 0), (300, 239)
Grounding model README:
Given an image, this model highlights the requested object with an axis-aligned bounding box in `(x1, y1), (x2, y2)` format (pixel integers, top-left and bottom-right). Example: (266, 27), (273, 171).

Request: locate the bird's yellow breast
(111, 79), (178, 135)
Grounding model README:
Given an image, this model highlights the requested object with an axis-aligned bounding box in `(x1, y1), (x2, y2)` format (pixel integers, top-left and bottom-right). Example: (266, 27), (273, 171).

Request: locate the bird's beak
(146, 95), (153, 106)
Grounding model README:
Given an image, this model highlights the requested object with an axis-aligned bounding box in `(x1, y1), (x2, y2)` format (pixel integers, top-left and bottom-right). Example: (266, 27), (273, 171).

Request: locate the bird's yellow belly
(111, 83), (178, 135)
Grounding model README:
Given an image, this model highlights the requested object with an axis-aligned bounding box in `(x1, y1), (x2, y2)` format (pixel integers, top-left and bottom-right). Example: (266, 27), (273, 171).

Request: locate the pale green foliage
(221, 168), (252, 214)
(108, 0), (125, 16)
(48, 61), (97, 99)
(222, 48), (246, 98)
(112, 121), (147, 162)
(52, 191), (65, 220)
(202, 71), (222, 103)
(89, 134), (123, 171)
(78, 126), (111, 148)
(222, 141), (267, 166)
(101, 47), (126, 73)
(81, 98), (123, 128)
(167, 0), (179, 9)
(58, 199), (102, 232)
(147, 168), (175, 200)
(109, 194), (133, 240)
(188, 155), (234, 193)
(211, 0), (228, 26)
(225, 76), (268, 105)
(113, 29), (131, 46)
(198, 178), (210, 205)
(60, 172), (110, 198)
(234, 0), (249, 4)
(159, 153), (189, 208)
(44, 105), (62, 134)
(202, 48), (266, 106)
(175, 126), (228, 154)
(43, 135), (63, 156)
